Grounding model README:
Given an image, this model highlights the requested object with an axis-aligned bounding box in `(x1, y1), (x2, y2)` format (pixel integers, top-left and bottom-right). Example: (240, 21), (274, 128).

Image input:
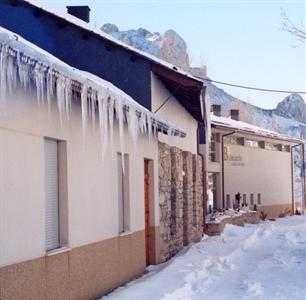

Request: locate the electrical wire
(202, 78), (306, 94)
(153, 86), (181, 113)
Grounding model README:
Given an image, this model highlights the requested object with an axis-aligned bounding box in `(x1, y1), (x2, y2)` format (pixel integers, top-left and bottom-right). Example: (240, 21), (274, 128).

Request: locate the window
(224, 136), (244, 146)
(276, 144), (283, 151)
(207, 173), (217, 213)
(245, 139), (259, 148)
(118, 153), (130, 233)
(258, 141), (265, 149)
(45, 138), (68, 251)
(284, 145), (290, 152)
(45, 138), (60, 251)
(265, 142), (278, 151)
(209, 133), (219, 162)
(250, 194), (254, 205)
(226, 194), (231, 208)
(243, 194), (247, 205)
(257, 193), (261, 205)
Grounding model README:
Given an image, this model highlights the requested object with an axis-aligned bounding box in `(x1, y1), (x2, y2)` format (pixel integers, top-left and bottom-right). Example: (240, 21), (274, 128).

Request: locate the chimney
(67, 6), (91, 23)
(230, 109), (239, 121)
(211, 104), (221, 116)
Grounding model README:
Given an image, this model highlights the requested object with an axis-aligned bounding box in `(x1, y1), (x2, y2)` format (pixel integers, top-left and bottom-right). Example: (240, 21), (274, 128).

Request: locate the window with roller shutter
(44, 138), (60, 251)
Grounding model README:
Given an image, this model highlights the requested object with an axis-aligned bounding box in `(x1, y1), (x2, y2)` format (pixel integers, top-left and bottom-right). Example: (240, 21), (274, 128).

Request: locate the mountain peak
(100, 24), (190, 71)
(100, 23), (119, 34)
(275, 93), (306, 124)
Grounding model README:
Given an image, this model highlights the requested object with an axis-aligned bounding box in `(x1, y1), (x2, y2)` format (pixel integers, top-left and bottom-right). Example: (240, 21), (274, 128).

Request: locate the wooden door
(144, 159), (151, 265)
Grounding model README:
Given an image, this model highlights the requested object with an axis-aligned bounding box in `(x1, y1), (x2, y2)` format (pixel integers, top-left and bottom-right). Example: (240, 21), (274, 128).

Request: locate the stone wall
(158, 142), (172, 262)
(183, 151), (193, 246)
(192, 154), (204, 241)
(170, 147), (184, 255)
(158, 142), (204, 262)
(205, 211), (260, 236)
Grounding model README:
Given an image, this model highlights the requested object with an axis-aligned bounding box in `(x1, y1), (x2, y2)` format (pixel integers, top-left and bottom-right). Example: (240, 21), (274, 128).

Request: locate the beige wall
(0, 230), (146, 300)
(200, 129), (294, 211)
(224, 143), (292, 207)
(0, 89), (160, 267)
(0, 129), (45, 266)
(151, 73), (198, 154)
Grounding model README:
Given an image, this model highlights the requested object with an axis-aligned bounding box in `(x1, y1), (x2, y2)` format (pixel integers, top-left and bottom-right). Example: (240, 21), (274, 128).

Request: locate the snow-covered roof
(211, 114), (302, 143)
(21, 0), (202, 84)
(0, 26), (188, 168)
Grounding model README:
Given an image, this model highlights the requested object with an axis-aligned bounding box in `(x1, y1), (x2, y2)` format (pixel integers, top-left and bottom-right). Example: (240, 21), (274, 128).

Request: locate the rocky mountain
(275, 93), (306, 124)
(101, 24), (190, 71)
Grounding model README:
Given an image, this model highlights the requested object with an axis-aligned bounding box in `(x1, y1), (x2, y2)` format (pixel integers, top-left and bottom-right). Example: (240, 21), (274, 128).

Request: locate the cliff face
(101, 24), (190, 71)
(275, 93), (306, 124)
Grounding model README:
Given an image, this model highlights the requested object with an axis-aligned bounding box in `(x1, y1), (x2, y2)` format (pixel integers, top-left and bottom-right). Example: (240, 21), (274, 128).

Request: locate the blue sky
(41, 0), (305, 109)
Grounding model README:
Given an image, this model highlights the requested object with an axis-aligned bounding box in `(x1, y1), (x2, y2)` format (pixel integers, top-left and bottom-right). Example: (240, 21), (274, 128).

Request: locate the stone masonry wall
(158, 142), (172, 262)
(183, 151), (194, 246)
(158, 142), (204, 262)
(193, 154), (204, 241)
(170, 147), (184, 256)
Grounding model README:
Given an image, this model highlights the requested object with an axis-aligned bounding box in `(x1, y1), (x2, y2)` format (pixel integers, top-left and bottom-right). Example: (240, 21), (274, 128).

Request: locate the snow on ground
(102, 216), (306, 300)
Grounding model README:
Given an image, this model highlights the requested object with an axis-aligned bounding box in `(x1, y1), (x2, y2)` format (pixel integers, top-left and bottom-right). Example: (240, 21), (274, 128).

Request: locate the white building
(200, 106), (304, 219)
(0, 24), (206, 299)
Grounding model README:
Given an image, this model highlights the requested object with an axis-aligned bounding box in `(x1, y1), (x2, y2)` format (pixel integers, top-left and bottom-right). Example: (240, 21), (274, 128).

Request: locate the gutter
(197, 126), (206, 234)
(302, 143), (306, 211)
(291, 143), (305, 214)
(221, 131), (236, 208)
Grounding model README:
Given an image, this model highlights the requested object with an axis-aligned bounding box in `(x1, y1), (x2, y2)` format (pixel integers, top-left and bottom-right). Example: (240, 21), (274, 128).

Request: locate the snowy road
(102, 216), (306, 300)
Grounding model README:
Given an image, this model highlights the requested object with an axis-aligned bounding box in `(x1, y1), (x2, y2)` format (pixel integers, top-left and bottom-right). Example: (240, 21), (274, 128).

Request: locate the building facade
(200, 107), (303, 219)
(0, 2), (207, 297)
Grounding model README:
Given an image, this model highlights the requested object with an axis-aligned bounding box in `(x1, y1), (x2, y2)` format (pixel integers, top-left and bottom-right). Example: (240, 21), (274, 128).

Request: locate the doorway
(144, 159), (153, 266)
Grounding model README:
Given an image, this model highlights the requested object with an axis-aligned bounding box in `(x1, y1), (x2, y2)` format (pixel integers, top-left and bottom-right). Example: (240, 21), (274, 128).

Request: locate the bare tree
(281, 10), (305, 43)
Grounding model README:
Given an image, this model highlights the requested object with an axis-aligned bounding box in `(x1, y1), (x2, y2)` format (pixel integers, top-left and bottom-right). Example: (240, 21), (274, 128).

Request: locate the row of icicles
(0, 42), (176, 170)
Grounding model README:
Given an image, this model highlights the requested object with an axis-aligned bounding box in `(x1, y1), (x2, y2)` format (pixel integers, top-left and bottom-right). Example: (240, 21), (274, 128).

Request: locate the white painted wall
(151, 73), (198, 154)
(200, 128), (294, 210)
(0, 128), (45, 266)
(0, 89), (160, 267)
(224, 144), (292, 207)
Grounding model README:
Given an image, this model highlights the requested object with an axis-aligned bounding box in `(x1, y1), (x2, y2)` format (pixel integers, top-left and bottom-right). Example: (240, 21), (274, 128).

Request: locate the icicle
(81, 83), (88, 135)
(147, 114), (152, 142)
(0, 31), (183, 169)
(34, 62), (45, 105)
(46, 67), (53, 112)
(116, 96), (125, 173)
(127, 104), (138, 148)
(168, 125), (173, 138)
(6, 49), (17, 96)
(18, 53), (31, 91)
(139, 111), (147, 134)
(64, 77), (71, 119)
(99, 93), (109, 158)
(56, 75), (64, 123)
(153, 119), (158, 137)
(0, 43), (7, 112)
(91, 90), (96, 128)
(108, 94), (114, 149)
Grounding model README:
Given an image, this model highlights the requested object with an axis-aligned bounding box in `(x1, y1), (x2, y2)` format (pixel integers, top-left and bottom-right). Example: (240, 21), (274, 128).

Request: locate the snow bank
(102, 216), (306, 300)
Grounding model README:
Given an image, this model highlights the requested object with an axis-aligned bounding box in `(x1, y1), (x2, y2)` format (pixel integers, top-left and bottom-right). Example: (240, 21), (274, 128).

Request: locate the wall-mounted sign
(224, 146), (245, 166)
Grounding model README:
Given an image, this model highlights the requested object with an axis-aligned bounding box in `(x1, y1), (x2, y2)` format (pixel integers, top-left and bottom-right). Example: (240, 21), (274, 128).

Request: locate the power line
(203, 78), (306, 94)
(154, 86), (180, 113)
